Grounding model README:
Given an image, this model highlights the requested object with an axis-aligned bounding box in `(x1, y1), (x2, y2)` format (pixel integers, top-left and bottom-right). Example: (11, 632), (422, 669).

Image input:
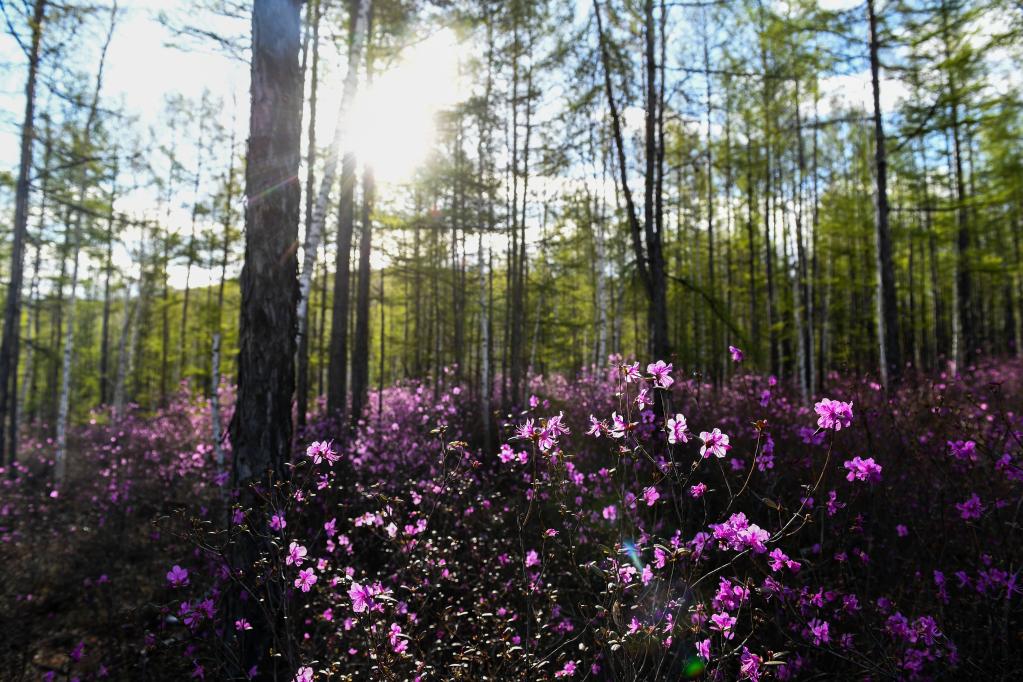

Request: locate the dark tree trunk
(227, 1), (302, 674)
(867, 0), (901, 388)
(0, 0), (46, 466)
(350, 164), (374, 426)
(327, 150), (357, 419)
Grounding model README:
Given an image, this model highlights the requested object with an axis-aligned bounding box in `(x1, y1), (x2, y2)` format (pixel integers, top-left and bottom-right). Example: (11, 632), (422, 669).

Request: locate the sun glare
(349, 28), (465, 185)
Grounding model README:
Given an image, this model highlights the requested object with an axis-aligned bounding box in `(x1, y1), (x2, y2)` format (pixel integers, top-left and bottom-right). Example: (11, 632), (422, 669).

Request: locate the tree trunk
(227, 0), (302, 674)
(301, 0), (369, 423)
(296, 0), (322, 429)
(867, 0), (901, 388)
(0, 0), (46, 466)
(350, 164), (374, 426)
(55, 4), (116, 482)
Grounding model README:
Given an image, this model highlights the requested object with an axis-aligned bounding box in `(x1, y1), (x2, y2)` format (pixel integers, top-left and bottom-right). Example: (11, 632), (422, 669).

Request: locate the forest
(0, 0), (1021, 679)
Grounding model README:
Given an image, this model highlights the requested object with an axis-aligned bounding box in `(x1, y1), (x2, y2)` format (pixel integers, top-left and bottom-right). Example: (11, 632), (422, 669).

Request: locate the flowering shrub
(2, 358), (1022, 679)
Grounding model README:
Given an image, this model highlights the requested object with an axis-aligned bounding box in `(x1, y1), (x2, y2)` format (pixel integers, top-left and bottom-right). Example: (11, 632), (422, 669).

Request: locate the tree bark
(227, 0), (303, 674)
(0, 0), (46, 466)
(867, 0), (901, 388)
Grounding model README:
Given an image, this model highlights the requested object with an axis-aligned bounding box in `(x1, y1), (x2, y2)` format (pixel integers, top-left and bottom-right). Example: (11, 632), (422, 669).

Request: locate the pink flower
(948, 439), (977, 461)
(554, 660), (577, 678)
(235, 618), (253, 631)
(349, 582), (372, 612)
(270, 513), (286, 531)
(609, 412), (629, 439)
(635, 387), (653, 409)
(286, 542), (308, 566)
(690, 482), (707, 498)
(814, 398), (853, 431)
(389, 623), (408, 654)
(710, 612), (736, 639)
(956, 493), (984, 520)
(166, 565), (189, 587)
(293, 666), (314, 682)
(586, 415), (603, 438)
(601, 505), (617, 521)
(739, 647), (762, 681)
(647, 360), (674, 389)
(843, 456), (882, 483)
(305, 440), (338, 465)
(666, 413), (689, 444)
(623, 362), (642, 383)
(696, 638), (711, 662)
(808, 618), (830, 645)
(699, 428), (730, 459)
(642, 486), (660, 506)
(767, 548), (800, 573)
(525, 549), (540, 568)
(729, 345), (744, 363)
(294, 568), (317, 593)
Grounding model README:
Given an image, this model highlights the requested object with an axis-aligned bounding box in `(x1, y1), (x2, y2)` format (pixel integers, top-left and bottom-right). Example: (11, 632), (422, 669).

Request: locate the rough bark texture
(350, 165), (374, 425)
(868, 0), (901, 388)
(0, 0), (46, 466)
(227, 0), (303, 672)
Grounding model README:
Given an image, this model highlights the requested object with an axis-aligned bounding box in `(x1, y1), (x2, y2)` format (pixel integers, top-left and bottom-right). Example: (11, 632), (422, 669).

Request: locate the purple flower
(814, 398), (853, 431)
(699, 428), (730, 459)
(294, 568), (317, 593)
(286, 542), (308, 567)
(739, 647), (762, 681)
(948, 439), (977, 461)
(696, 637), (711, 662)
(956, 493), (984, 520)
(293, 667), (313, 682)
(729, 345), (744, 363)
(642, 486), (660, 506)
(166, 565), (189, 588)
(349, 582), (372, 613)
(666, 413), (689, 444)
(554, 660), (577, 678)
(710, 612), (736, 639)
(647, 360), (674, 389)
(808, 618), (830, 645)
(843, 456), (882, 483)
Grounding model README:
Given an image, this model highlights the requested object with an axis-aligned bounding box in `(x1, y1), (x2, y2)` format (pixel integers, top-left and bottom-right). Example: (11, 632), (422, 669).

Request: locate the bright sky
(0, 0), (467, 286)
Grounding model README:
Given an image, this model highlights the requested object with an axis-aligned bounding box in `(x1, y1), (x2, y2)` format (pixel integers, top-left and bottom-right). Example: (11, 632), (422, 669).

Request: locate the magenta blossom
(666, 413), (689, 444)
(647, 360), (674, 389)
(729, 345), (744, 363)
(956, 493), (984, 520)
(710, 612), (736, 639)
(843, 456), (883, 484)
(815, 398), (854, 431)
(349, 582), (372, 612)
(699, 428), (730, 459)
(286, 542), (308, 566)
(293, 667), (313, 682)
(166, 564), (189, 587)
(294, 567), (317, 593)
(554, 660), (577, 678)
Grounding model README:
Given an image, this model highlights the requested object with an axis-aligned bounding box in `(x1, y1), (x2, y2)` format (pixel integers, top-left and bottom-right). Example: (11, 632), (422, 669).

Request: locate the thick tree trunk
(0, 0), (46, 466)
(227, 0), (303, 675)
(350, 165), (374, 425)
(867, 0), (901, 388)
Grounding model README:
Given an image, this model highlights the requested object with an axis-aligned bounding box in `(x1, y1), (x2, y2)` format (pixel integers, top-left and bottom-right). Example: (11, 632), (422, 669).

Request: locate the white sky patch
(816, 69), (907, 117)
(349, 28), (467, 186)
